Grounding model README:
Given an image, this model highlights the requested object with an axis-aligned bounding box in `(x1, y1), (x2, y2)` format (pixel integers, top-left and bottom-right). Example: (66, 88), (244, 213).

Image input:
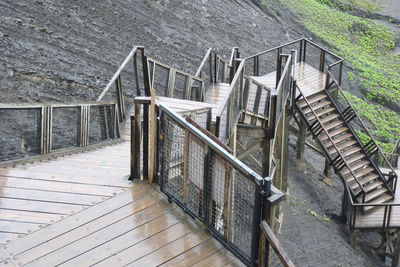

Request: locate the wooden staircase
(296, 91), (394, 210)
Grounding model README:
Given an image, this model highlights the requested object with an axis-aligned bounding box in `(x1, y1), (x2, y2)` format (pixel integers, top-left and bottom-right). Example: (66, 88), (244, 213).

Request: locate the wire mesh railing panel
(191, 79), (203, 102)
(174, 72), (187, 99)
(187, 136), (206, 217)
(0, 108), (41, 161)
(230, 169), (257, 259)
(152, 64), (170, 96)
(191, 110), (210, 130)
(89, 105), (116, 144)
(52, 107), (79, 150)
(304, 42), (321, 70)
(158, 105), (266, 266)
(208, 153), (229, 235)
(160, 116), (185, 204)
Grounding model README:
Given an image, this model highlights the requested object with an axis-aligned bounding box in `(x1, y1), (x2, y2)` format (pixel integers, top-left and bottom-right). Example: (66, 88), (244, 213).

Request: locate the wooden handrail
(260, 220), (295, 267)
(97, 46), (142, 101)
(195, 48), (213, 78)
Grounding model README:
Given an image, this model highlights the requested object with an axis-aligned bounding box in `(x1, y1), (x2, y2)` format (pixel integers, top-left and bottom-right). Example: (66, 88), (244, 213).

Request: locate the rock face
(0, 0), (308, 103)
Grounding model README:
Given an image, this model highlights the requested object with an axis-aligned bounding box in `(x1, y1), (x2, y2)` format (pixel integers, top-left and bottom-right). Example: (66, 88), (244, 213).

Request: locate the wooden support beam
(237, 139), (262, 160)
(296, 119), (306, 169)
(132, 101), (142, 180)
(237, 124), (268, 138)
(236, 141), (262, 170)
(148, 88), (157, 184)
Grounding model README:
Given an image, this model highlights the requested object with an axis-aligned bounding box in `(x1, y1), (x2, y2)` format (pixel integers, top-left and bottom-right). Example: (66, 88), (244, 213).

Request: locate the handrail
(0, 101), (116, 109)
(325, 70), (398, 183)
(217, 59), (246, 141)
(245, 38), (343, 62)
(97, 46), (142, 101)
(295, 84), (367, 199)
(244, 38), (304, 60)
(195, 48), (212, 78)
(260, 221), (295, 267)
(159, 103), (263, 180)
(228, 47), (239, 67)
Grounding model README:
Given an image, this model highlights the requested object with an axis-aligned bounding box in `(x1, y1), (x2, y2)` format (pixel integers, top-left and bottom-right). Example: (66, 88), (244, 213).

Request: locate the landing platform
(250, 62), (326, 97)
(0, 143), (243, 266)
(354, 166), (400, 229)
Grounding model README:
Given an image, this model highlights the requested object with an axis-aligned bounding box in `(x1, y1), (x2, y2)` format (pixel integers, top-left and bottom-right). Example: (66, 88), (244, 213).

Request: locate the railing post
(275, 49), (282, 88)
(319, 50), (325, 72)
(40, 106), (53, 154)
(115, 75), (125, 122)
(302, 39), (307, 62)
(140, 48), (151, 96)
(255, 178), (271, 266)
(79, 105), (90, 147)
(131, 101), (142, 180)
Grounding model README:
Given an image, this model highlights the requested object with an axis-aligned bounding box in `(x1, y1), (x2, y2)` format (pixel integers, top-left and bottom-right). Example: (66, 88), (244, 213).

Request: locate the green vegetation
(347, 72), (355, 81)
(287, 0), (400, 150)
(316, 0), (382, 12)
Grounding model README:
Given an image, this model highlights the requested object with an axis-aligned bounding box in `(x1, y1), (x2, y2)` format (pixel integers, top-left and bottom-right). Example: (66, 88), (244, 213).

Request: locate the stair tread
(320, 127), (349, 141)
(323, 120), (344, 132)
(342, 160), (371, 175)
(302, 101), (332, 115)
(298, 93), (328, 108)
(341, 146), (362, 157)
(319, 113), (340, 124)
(306, 106), (335, 118)
(345, 153), (366, 164)
(354, 180), (384, 195)
(325, 133), (353, 147)
(328, 139), (358, 154)
(363, 187), (389, 202)
(363, 194), (394, 211)
(350, 173), (379, 189)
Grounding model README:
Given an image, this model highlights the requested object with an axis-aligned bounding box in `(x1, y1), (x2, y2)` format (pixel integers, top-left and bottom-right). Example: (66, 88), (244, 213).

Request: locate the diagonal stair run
(296, 90), (394, 210)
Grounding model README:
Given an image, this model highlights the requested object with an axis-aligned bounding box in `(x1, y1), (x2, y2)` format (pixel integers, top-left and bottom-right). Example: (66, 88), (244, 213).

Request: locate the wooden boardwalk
(250, 62), (325, 97)
(354, 163), (400, 229)
(0, 142), (244, 266)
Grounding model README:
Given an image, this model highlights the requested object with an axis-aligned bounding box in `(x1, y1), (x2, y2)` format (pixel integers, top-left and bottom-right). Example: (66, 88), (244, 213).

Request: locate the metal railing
(324, 71), (398, 195)
(344, 183), (400, 230)
(156, 103), (283, 266)
(0, 102), (119, 163)
(244, 38), (343, 85)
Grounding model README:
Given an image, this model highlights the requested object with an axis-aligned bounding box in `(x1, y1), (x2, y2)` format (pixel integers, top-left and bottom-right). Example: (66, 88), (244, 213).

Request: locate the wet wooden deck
(354, 163), (400, 229)
(250, 62), (326, 98)
(204, 83), (231, 120)
(0, 142), (244, 266)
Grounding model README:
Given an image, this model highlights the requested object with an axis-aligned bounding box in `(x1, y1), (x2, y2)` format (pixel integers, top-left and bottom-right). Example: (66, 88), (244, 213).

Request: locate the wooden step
(325, 133), (353, 147)
(341, 146), (362, 157)
(354, 180), (384, 195)
(302, 101), (332, 115)
(320, 127), (348, 141)
(327, 139), (358, 155)
(345, 153), (366, 164)
(364, 194), (394, 212)
(306, 106), (335, 119)
(350, 173), (379, 190)
(363, 187), (389, 202)
(319, 113), (340, 124)
(341, 160), (371, 175)
(323, 120), (344, 132)
(297, 93), (328, 108)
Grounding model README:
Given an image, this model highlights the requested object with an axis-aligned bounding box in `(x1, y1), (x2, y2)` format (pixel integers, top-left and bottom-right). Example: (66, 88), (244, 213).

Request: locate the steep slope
(0, 0), (305, 103)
